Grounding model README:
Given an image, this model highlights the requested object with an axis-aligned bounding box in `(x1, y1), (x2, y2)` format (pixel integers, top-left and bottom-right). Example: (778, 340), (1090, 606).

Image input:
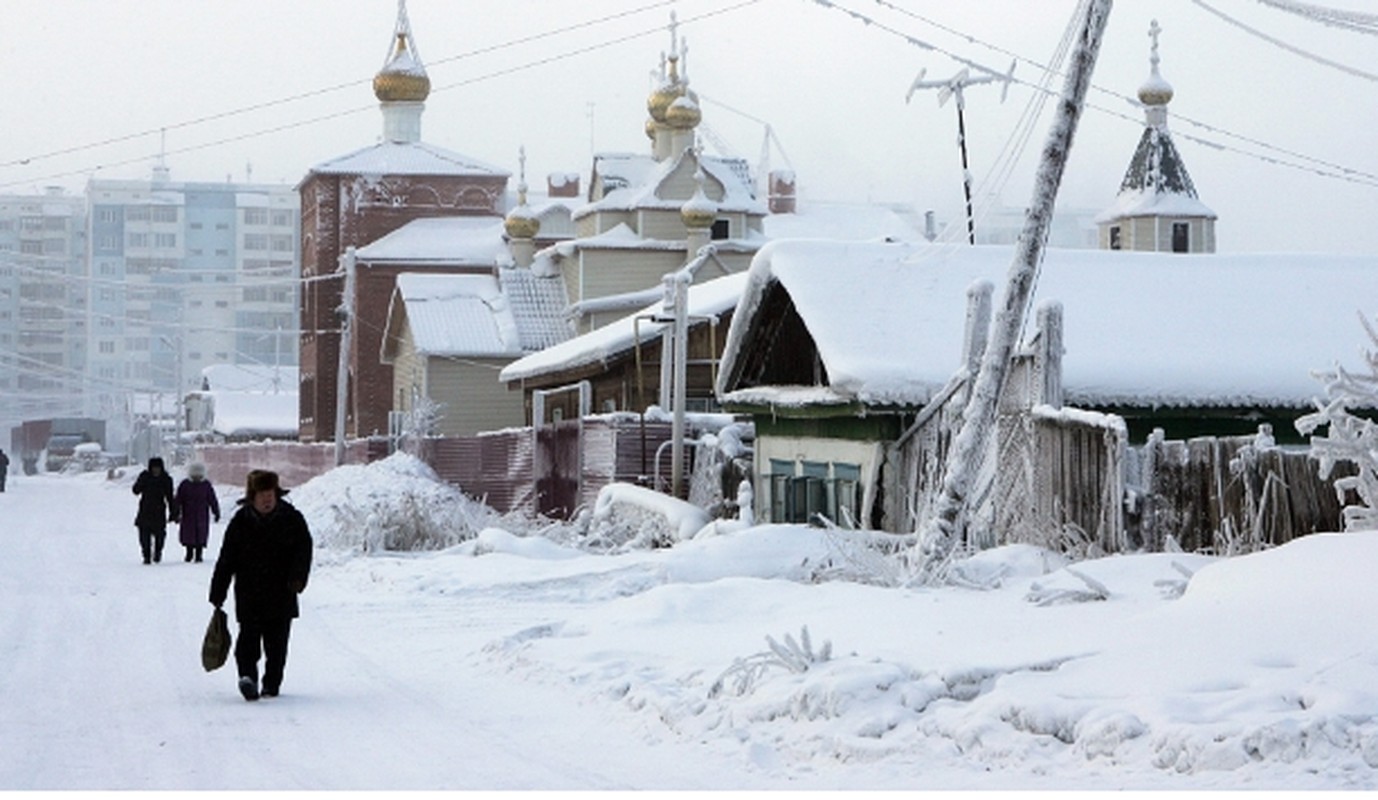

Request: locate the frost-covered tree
(1295, 312), (1378, 531)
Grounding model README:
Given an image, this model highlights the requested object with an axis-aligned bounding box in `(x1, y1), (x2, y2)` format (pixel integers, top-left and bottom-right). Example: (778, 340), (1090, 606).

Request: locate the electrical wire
(1193, 0), (1378, 81)
(0, 0), (680, 173)
(0, 1), (760, 191)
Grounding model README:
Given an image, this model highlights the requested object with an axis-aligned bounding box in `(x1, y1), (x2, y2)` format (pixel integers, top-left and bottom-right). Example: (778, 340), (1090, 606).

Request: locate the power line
(1193, 0), (1378, 82)
(1251, 0), (1378, 34)
(0, 1), (755, 191)
(0, 0), (679, 173)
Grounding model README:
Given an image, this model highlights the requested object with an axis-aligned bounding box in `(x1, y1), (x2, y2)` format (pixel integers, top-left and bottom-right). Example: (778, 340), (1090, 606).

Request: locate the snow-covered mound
(289, 452), (500, 553)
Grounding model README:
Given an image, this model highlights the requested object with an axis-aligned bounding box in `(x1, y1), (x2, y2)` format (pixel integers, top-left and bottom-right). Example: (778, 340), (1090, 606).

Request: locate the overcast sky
(3, 0), (1375, 254)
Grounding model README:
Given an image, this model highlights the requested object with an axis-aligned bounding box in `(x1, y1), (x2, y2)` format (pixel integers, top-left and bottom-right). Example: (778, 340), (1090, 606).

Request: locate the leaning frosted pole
(917, 0), (1113, 572)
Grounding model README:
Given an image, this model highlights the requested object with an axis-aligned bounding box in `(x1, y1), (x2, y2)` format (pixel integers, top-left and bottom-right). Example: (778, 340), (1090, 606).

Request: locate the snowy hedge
(289, 452), (500, 552)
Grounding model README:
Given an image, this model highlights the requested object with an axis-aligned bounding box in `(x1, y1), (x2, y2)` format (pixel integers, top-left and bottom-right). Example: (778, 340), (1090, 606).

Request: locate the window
(96, 207), (119, 223)
(244, 208), (269, 225)
(96, 235), (119, 251)
(125, 206), (150, 222)
(768, 459), (862, 527)
(711, 219), (730, 240)
(154, 232), (177, 248)
(243, 287), (269, 302)
(151, 206), (178, 223)
(270, 235), (293, 252)
(128, 232), (149, 248)
(1172, 222), (1189, 253)
(189, 222), (203, 230)
(98, 341), (116, 354)
(244, 233), (268, 251)
(271, 210), (293, 227)
(1108, 225), (1122, 250)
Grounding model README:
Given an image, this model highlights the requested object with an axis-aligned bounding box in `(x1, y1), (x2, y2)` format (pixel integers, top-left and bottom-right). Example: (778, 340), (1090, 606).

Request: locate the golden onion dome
(666, 94), (701, 130)
(374, 33), (431, 103)
(1138, 73), (1173, 107)
(647, 82), (678, 123)
(681, 178), (717, 230)
(647, 53), (683, 122)
(505, 206), (541, 240)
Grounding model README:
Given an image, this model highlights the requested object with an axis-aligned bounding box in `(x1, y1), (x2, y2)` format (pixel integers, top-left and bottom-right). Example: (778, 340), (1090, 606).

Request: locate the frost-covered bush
(290, 452), (501, 552)
(1295, 312), (1378, 531)
(583, 482), (710, 552)
(709, 626), (832, 699)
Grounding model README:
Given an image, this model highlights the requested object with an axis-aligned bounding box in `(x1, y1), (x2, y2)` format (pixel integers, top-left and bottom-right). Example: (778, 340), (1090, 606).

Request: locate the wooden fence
(1126, 427), (1352, 554)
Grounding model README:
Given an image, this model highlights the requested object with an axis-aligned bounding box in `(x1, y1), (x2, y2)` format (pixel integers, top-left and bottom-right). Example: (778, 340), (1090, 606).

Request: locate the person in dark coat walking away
(132, 457), (177, 564)
(209, 469), (313, 701)
(0, 448), (9, 492)
(175, 461), (220, 563)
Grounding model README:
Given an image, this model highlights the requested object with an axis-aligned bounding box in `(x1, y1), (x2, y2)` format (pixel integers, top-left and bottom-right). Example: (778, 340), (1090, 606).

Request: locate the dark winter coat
(209, 499), (313, 624)
(175, 477), (221, 547)
(132, 459), (177, 530)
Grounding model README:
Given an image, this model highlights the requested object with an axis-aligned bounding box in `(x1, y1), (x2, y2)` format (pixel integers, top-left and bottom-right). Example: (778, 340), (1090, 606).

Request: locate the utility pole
(917, 0), (1112, 574)
(669, 272), (690, 499)
(907, 62), (1015, 245)
(333, 246), (356, 467)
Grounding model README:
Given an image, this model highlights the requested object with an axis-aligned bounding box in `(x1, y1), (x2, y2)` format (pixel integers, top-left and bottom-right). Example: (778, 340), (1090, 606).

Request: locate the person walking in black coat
(0, 447), (9, 492)
(132, 457), (177, 564)
(209, 470), (313, 701)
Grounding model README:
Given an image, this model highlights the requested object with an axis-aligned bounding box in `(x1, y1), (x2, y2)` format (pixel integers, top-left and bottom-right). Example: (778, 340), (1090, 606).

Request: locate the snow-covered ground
(3, 457), (1377, 790)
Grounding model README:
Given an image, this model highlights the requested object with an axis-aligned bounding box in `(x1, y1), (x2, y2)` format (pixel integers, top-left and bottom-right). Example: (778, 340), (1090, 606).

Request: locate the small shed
(381, 272), (534, 437)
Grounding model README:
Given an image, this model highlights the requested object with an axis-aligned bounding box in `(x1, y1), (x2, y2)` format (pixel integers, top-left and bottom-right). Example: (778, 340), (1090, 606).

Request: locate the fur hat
(243, 469), (288, 499)
(187, 461), (207, 479)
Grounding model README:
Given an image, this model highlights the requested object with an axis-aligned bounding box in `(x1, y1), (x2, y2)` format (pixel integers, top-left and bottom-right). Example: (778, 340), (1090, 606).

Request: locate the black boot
(194, 547), (204, 563)
(185, 547), (193, 562)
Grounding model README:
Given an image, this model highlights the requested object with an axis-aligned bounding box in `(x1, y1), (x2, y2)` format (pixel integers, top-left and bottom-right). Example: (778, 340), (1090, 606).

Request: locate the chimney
(768, 170), (796, 214)
(547, 172), (580, 198)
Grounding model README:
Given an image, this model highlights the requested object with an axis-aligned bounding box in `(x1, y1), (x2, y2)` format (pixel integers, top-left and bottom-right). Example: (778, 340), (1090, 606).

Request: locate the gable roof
(718, 240), (1378, 411)
(307, 140), (509, 178)
(577, 149), (765, 221)
(382, 273), (523, 359)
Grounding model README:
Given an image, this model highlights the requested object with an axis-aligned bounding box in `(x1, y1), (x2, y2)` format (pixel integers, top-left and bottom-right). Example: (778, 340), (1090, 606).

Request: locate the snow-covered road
(5, 465), (1378, 791)
(0, 473), (757, 790)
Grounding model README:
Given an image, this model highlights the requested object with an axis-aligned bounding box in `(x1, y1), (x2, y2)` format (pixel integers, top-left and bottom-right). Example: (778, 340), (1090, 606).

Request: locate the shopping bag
(201, 607), (231, 672)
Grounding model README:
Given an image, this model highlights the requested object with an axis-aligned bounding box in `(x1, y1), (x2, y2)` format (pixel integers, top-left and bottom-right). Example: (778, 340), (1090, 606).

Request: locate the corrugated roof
(498, 266), (572, 352)
(394, 273), (522, 358)
(501, 271), (747, 383)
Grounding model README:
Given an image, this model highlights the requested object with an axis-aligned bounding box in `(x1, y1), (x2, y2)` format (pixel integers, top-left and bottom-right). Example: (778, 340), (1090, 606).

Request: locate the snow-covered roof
(1096, 125), (1215, 224)
(498, 265), (572, 352)
(500, 272), (747, 384)
(205, 391), (299, 438)
(355, 216), (509, 264)
(718, 240), (1378, 410)
(385, 273), (523, 358)
(577, 149), (764, 221)
(763, 202), (924, 242)
(308, 141), (509, 178)
(200, 363), (298, 393)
